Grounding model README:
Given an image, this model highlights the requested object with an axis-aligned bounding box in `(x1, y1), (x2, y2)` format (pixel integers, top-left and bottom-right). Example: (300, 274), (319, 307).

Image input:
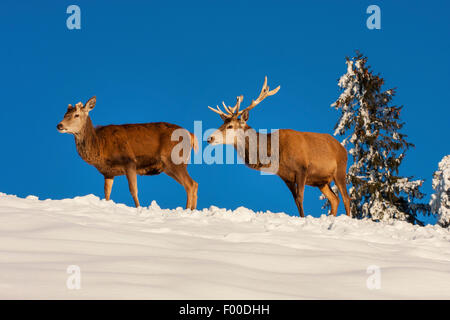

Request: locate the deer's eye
(74, 114), (80, 118)
(227, 125), (233, 129)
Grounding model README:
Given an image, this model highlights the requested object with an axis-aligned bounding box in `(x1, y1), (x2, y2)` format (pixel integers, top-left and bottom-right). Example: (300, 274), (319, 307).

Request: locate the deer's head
(207, 77), (280, 145)
(57, 96), (96, 134)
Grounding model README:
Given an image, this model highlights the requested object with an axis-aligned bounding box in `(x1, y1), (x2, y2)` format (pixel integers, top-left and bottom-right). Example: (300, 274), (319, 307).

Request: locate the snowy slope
(0, 193), (449, 299)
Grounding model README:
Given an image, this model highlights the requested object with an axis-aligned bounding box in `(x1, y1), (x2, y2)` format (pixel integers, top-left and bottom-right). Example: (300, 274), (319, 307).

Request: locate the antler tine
(237, 76), (280, 116)
(262, 75), (268, 91)
(222, 101), (232, 114)
(269, 85), (281, 95)
(208, 105), (229, 117)
(231, 95), (243, 113)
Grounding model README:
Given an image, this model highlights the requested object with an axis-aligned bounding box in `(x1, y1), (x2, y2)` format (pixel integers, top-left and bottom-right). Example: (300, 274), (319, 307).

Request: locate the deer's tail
(190, 132), (199, 153)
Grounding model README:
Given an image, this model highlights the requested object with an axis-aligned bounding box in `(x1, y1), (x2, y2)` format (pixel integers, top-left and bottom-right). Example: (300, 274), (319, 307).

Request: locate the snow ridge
(0, 193), (449, 299)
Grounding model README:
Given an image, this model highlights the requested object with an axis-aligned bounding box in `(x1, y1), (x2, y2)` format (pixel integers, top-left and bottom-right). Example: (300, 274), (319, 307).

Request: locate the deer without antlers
(207, 77), (351, 217)
(57, 97), (198, 209)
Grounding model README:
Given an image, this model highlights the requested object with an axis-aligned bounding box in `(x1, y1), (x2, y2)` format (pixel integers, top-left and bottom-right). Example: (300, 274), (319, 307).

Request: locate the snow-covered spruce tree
(430, 155), (450, 227)
(328, 52), (429, 224)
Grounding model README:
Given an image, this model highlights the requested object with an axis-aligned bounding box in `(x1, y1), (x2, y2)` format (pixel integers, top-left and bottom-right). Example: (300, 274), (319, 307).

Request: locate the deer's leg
(125, 165), (140, 208)
(334, 168), (351, 217)
(282, 179), (296, 198)
(164, 165), (198, 210)
(282, 179), (302, 215)
(104, 177), (114, 201)
(319, 184), (339, 216)
(295, 171), (307, 217)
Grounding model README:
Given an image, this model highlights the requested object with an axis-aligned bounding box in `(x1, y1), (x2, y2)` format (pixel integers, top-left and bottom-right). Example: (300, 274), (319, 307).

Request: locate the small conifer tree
(328, 52), (429, 224)
(430, 155), (450, 227)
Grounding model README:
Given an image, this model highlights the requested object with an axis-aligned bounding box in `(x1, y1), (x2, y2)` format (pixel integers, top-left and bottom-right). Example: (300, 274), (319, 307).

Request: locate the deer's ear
(84, 96), (96, 111)
(240, 110), (249, 122)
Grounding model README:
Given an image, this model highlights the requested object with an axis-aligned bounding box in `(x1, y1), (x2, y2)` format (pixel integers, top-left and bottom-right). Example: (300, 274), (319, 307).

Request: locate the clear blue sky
(0, 1), (448, 223)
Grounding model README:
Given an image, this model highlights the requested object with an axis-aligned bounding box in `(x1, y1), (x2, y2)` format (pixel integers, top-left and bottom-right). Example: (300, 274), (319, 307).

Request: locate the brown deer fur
(57, 96), (198, 209)
(207, 78), (351, 217)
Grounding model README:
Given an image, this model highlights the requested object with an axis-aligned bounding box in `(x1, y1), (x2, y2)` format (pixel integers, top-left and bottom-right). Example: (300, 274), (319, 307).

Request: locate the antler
(237, 76), (280, 116)
(207, 104), (229, 118)
(207, 76), (280, 119)
(208, 95), (243, 119)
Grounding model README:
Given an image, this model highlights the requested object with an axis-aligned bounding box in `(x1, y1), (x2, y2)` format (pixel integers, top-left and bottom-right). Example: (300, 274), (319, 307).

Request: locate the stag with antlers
(207, 77), (351, 217)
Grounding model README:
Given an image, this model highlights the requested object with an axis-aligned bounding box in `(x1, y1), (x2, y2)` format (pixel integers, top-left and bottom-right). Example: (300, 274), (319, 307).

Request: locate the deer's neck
(233, 128), (275, 171)
(74, 117), (102, 165)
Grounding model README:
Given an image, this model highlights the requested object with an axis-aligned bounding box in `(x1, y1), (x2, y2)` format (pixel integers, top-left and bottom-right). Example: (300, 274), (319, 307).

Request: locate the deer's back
(94, 122), (186, 176)
(278, 129), (347, 184)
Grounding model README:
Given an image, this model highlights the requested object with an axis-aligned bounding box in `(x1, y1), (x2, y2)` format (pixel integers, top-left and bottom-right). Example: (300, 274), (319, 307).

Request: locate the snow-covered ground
(0, 193), (449, 299)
